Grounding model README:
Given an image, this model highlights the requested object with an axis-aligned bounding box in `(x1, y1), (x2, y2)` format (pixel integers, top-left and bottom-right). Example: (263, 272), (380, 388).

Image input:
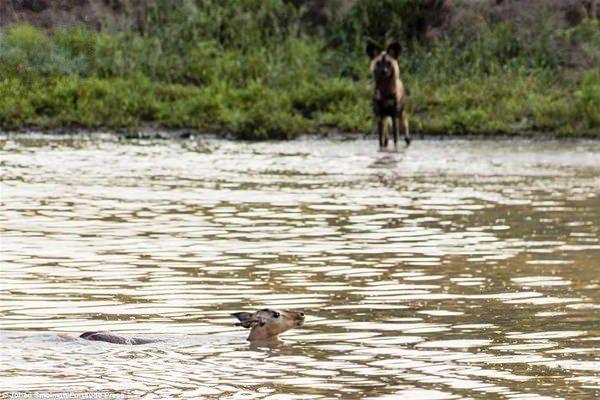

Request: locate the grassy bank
(0, 0), (598, 138)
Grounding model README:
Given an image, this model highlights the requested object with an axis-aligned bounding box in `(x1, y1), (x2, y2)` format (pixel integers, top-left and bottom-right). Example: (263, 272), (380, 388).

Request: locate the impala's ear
(231, 312), (254, 329)
(386, 42), (402, 59)
(366, 43), (382, 59)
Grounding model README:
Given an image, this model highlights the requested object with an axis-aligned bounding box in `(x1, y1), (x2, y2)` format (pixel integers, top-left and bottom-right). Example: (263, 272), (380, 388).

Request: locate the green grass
(0, 0), (598, 138)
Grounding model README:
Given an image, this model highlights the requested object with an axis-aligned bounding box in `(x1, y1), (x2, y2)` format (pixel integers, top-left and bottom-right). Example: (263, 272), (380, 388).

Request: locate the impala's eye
(273, 311), (280, 318)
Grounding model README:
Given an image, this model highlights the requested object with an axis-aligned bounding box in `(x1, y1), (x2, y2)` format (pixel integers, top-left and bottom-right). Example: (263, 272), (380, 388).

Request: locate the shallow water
(1, 134), (599, 399)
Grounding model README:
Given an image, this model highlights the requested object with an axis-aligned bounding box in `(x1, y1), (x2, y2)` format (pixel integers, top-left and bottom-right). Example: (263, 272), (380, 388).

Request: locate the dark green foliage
(331, 0), (446, 50)
(0, 1), (597, 137)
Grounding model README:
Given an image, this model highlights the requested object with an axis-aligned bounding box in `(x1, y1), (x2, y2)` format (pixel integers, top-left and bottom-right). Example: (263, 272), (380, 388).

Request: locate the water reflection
(1, 134), (599, 398)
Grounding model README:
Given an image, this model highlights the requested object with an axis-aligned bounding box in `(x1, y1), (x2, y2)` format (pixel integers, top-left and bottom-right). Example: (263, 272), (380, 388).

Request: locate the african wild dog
(367, 42), (411, 149)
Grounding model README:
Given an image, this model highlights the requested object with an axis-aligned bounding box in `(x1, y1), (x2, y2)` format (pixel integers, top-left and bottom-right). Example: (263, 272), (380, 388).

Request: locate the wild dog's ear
(386, 42), (402, 59)
(231, 312), (254, 329)
(366, 43), (382, 59)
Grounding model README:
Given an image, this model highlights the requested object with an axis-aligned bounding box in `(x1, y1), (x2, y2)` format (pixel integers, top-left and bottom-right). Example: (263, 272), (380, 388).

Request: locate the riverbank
(1, 1), (598, 139)
(2, 64), (597, 139)
(2, 128), (597, 142)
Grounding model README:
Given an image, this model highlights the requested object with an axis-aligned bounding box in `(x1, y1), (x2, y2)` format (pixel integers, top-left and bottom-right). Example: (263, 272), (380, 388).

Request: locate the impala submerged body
(79, 308), (305, 345)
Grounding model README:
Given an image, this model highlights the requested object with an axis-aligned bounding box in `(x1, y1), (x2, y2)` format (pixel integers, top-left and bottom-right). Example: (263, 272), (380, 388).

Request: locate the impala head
(231, 308), (305, 341)
(367, 42), (402, 81)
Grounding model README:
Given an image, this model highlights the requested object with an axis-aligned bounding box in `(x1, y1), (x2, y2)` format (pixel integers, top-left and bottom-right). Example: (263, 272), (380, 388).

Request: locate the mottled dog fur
(367, 42), (411, 148)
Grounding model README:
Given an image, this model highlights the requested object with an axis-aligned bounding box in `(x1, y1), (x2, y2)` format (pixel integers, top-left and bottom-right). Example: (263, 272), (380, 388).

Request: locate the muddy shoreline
(2, 127), (598, 141)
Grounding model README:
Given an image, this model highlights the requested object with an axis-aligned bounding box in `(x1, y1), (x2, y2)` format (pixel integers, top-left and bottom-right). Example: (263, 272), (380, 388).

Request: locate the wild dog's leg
(377, 117), (386, 149)
(383, 118), (389, 148)
(392, 115), (398, 150)
(401, 109), (411, 146)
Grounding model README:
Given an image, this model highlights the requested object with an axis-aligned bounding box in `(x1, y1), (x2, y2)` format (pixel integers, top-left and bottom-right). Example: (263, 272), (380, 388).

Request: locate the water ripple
(1, 135), (599, 398)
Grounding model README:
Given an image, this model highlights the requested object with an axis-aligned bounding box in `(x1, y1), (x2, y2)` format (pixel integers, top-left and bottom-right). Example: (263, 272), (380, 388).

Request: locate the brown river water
(1, 134), (599, 399)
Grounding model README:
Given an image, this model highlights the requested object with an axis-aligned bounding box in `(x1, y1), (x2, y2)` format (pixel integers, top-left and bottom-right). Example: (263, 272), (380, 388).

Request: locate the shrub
(575, 69), (600, 129)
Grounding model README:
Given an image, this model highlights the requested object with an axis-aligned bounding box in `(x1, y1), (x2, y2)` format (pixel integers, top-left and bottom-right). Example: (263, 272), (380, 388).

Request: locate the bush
(575, 69), (600, 129)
